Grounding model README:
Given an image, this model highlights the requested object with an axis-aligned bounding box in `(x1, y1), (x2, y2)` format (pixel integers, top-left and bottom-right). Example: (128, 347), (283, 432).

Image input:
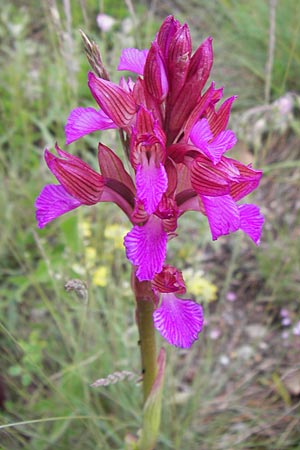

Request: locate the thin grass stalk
(265, 0), (277, 103)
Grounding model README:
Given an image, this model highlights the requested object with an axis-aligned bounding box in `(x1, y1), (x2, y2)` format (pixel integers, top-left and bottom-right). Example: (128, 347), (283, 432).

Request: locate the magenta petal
(45, 147), (104, 205)
(209, 96), (236, 137)
(117, 48), (148, 74)
(88, 72), (136, 128)
(35, 184), (81, 228)
(202, 194), (240, 240)
(191, 158), (230, 197)
(144, 43), (169, 101)
(190, 119), (237, 164)
(153, 293), (204, 348)
(207, 130), (237, 164)
(136, 162), (168, 214)
(238, 203), (264, 245)
(65, 107), (117, 144)
(124, 215), (167, 281)
(229, 161), (263, 201)
(190, 118), (213, 145)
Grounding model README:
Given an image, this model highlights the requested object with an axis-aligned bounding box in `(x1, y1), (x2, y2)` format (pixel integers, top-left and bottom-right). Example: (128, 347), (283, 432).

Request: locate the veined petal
(98, 143), (135, 194)
(124, 215), (167, 281)
(181, 82), (214, 143)
(229, 160), (263, 201)
(166, 80), (213, 145)
(211, 86), (224, 104)
(97, 144), (136, 217)
(190, 119), (236, 164)
(153, 293), (204, 348)
(152, 265), (186, 294)
(133, 77), (164, 127)
(191, 158), (230, 196)
(202, 194), (240, 240)
(35, 184), (81, 228)
(207, 130), (237, 164)
(136, 162), (168, 214)
(65, 107), (117, 144)
(190, 118), (213, 145)
(167, 24), (191, 99)
(118, 48), (148, 74)
(157, 15), (181, 59)
(207, 96), (236, 137)
(45, 147), (104, 205)
(144, 42), (168, 101)
(187, 36), (213, 92)
(88, 72), (136, 128)
(165, 36), (213, 141)
(238, 203), (264, 245)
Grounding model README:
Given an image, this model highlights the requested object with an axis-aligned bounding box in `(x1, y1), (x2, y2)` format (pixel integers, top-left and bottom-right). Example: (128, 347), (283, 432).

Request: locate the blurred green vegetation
(1, 1), (300, 449)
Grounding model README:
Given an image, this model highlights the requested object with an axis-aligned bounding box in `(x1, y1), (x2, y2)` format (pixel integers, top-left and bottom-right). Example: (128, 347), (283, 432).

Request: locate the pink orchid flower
(36, 16), (264, 348)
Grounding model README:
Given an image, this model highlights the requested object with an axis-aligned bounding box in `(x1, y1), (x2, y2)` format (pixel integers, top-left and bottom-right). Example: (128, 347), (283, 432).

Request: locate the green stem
(132, 273), (157, 403)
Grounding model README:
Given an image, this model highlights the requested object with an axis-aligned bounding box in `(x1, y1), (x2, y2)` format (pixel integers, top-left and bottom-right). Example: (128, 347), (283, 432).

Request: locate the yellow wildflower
(93, 266), (109, 287)
(104, 224), (130, 249)
(183, 269), (218, 303)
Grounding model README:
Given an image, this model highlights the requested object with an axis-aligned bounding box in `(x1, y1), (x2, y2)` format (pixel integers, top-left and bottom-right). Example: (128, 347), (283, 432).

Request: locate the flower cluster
(35, 16), (264, 348)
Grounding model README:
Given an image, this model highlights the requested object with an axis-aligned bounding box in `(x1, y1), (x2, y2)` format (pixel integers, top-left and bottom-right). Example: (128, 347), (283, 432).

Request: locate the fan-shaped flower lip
(124, 215), (167, 281)
(65, 107), (117, 144)
(153, 293), (204, 348)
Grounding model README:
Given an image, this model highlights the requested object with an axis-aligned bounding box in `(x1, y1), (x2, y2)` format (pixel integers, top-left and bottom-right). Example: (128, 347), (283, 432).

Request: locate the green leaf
(136, 348), (166, 450)
(8, 365), (22, 377)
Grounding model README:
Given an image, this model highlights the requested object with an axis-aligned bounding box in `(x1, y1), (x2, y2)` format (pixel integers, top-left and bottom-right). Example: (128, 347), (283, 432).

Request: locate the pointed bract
(157, 16), (181, 59)
(187, 37), (213, 92)
(144, 43), (168, 102)
(166, 24), (191, 99)
(206, 96), (236, 137)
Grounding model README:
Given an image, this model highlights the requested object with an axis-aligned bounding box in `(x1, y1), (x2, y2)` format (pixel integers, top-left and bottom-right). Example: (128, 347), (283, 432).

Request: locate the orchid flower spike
(36, 16), (264, 348)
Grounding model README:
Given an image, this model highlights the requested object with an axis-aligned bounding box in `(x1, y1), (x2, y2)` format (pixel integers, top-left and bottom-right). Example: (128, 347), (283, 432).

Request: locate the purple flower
(153, 293), (204, 348)
(65, 107), (117, 144)
(124, 215), (167, 281)
(152, 266), (204, 348)
(36, 16), (265, 348)
(36, 143), (135, 228)
(293, 322), (300, 336)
